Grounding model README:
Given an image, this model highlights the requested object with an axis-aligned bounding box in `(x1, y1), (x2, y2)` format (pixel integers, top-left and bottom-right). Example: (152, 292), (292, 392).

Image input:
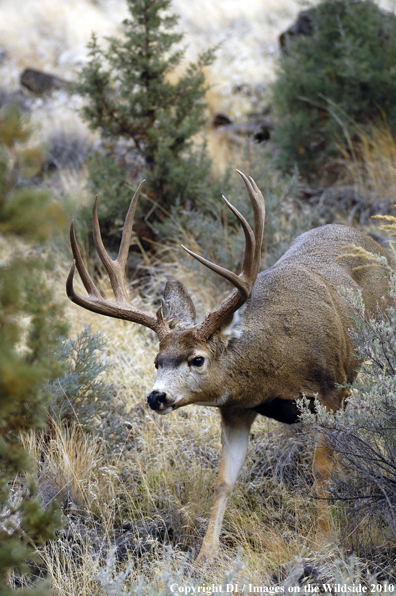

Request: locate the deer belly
(254, 397), (300, 424)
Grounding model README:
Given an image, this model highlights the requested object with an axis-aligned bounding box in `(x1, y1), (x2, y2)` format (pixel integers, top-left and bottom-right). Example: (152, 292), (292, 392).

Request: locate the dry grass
(340, 124), (396, 210)
(19, 384), (380, 592)
(21, 423), (116, 513)
(22, 404), (324, 590)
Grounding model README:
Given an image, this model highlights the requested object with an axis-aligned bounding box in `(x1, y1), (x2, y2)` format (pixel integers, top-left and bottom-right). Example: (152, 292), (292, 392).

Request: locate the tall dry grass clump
(21, 423), (117, 514)
(340, 125), (396, 210)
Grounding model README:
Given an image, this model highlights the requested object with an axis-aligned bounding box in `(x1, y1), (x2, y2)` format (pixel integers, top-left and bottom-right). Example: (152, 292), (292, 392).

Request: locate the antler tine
(188, 170), (265, 340)
(222, 195), (256, 282)
(249, 176), (265, 261)
(91, 181), (146, 303)
(181, 194), (255, 300)
(181, 244), (250, 299)
(117, 179), (145, 269)
(237, 170), (265, 270)
(66, 259), (110, 315)
(66, 260), (79, 301)
(92, 195), (129, 303)
(66, 183), (171, 340)
(68, 221), (102, 299)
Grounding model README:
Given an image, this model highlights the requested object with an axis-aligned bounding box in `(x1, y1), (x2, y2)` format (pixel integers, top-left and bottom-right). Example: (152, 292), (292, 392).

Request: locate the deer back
(228, 224), (390, 413)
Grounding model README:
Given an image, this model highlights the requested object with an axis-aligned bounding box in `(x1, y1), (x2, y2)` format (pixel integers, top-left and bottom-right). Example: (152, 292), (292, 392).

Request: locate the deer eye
(190, 356), (204, 367)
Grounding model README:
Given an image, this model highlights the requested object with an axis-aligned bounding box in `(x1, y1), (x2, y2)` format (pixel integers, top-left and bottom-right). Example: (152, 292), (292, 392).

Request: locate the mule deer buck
(67, 172), (389, 564)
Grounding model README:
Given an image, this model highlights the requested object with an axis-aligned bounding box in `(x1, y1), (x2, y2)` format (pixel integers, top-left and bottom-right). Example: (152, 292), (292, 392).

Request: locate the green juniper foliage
(0, 106), (66, 595)
(76, 0), (216, 247)
(272, 0), (396, 179)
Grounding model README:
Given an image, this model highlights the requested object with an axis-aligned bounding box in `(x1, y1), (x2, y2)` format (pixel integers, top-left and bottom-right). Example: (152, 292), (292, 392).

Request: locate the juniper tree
(76, 0), (216, 245)
(0, 106), (66, 595)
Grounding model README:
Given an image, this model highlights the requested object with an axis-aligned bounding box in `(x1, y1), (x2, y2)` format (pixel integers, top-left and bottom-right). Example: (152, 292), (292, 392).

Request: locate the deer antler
(66, 180), (170, 340)
(182, 170), (265, 340)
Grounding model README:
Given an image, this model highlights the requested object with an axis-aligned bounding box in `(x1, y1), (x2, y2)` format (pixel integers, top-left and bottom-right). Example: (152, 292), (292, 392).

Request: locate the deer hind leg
(312, 386), (350, 536)
(194, 408), (257, 566)
(312, 430), (334, 537)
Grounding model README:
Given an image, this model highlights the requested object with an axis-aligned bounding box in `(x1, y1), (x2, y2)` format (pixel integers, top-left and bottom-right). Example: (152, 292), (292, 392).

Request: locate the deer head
(67, 171), (265, 414)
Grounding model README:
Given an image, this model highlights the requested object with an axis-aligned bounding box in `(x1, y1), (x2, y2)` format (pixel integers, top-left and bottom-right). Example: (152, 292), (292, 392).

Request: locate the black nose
(147, 390), (167, 410)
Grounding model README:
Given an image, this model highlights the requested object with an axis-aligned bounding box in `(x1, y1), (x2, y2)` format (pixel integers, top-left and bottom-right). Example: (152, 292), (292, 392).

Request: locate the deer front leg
(195, 408), (257, 566)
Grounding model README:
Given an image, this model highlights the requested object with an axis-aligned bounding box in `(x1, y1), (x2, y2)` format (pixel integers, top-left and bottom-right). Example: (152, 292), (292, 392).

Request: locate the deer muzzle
(146, 390), (174, 414)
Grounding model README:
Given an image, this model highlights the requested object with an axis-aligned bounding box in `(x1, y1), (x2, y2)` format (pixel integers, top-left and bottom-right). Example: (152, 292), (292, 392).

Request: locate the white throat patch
(194, 391), (230, 408)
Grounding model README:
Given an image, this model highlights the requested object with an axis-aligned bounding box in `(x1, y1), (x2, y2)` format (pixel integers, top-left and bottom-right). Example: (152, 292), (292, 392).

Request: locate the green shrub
(272, 0), (396, 179)
(48, 327), (132, 449)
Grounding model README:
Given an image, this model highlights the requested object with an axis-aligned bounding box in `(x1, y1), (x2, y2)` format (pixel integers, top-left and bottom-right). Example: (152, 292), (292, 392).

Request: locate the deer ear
(161, 280), (196, 327)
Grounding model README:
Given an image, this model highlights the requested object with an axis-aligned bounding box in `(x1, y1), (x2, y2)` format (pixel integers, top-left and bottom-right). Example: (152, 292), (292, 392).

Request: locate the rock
(211, 112), (233, 128)
(20, 68), (71, 94)
(115, 516), (174, 560)
(253, 117), (273, 143)
(211, 115), (273, 144)
(280, 4), (396, 51)
(279, 9), (315, 50)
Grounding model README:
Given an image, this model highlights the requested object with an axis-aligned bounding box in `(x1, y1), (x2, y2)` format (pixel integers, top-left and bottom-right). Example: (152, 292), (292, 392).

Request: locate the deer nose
(147, 390), (167, 410)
